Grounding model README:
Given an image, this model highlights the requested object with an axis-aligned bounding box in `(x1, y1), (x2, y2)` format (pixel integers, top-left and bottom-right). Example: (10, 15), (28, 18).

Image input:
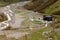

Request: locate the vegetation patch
(0, 13), (8, 22)
(32, 20), (42, 24)
(44, 0), (60, 15)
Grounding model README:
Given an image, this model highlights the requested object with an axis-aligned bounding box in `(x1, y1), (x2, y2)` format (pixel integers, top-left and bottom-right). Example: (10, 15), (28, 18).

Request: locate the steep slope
(44, 0), (60, 15)
(24, 0), (58, 13)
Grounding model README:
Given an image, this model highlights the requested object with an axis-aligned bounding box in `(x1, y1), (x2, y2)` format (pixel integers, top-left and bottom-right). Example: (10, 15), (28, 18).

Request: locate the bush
(0, 13), (8, 22)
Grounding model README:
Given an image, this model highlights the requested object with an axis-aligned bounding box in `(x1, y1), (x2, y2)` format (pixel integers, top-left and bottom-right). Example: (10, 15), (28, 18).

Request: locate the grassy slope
(24, 0), (58, 13)
(28, 27), (60, 40)
(0, 1), (8, 7)
(44, 0), (60, 15)
(0, 0), (21, 7)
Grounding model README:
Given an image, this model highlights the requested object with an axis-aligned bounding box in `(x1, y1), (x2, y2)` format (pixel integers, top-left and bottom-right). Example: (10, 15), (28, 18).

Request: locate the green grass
(32, 20), (42, 24)
(44, 0), (60, 15)
(28, 27), (60, 40)
(29, 28), (47, 40)
(0, 1), (8, 7)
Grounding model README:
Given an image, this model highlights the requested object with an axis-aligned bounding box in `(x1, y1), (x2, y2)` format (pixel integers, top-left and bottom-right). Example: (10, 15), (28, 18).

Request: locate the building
(43, 15), (53, 21)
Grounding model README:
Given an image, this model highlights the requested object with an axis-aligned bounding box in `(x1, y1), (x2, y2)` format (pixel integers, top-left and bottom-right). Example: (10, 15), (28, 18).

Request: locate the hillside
(0, 0), (60, 40)
(44, 0), (60, 15)
(0, 0), (29, 7)
(24, 0), (58, 13)
(24, 0), (60, 15)
(23, 0), (60, 40)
